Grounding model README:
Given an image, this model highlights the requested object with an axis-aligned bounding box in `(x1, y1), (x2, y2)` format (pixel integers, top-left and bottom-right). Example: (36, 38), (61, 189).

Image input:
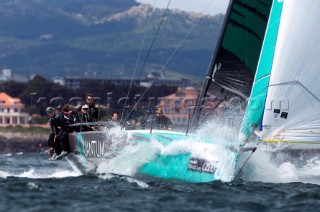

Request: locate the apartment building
(158, 87), (198, 125)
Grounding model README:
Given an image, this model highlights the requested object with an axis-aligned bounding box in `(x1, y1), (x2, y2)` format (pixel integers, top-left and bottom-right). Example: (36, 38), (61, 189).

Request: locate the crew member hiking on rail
(49, 103), (74, 160)
(45, 107), (60, 159)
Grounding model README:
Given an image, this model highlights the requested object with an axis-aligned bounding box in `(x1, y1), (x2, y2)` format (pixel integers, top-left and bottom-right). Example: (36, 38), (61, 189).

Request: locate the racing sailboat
(240, 0), (320, 162)
(66, 0), (273, 182)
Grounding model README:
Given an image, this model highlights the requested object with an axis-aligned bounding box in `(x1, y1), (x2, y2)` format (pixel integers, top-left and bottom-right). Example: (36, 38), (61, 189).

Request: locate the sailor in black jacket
(79, 94), (99, 122)
(46, 107), (60, 158)
(50, 104), (74, 160)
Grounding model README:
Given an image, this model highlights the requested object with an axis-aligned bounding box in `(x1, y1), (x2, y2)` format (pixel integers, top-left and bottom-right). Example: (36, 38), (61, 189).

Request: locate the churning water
(1, 121), (320, 211)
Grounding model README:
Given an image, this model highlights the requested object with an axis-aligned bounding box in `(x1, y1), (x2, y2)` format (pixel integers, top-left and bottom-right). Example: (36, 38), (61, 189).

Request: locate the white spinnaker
(261, 0), (320, 147)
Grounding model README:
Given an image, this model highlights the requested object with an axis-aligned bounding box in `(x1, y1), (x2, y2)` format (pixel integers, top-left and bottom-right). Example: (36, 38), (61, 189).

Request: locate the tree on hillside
(10, 75), (77, 115)
(0, 81), (27, 97)
(0, 74), (179, 120)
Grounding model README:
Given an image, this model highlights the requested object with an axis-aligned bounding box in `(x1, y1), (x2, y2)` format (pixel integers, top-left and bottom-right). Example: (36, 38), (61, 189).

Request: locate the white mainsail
(260, 1), (320, 148)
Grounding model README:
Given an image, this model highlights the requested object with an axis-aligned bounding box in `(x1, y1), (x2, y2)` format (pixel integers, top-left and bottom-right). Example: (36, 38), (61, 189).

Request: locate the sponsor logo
(188, 157), (216, 174)
(262, 125), (271, 129)
(281, 112), (288, 119)
(202, 162), (215, 173)
(84, 140), (105, 157)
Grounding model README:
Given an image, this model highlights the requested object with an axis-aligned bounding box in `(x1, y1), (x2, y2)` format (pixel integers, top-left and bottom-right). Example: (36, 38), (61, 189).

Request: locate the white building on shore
(0, 92), (29, 125)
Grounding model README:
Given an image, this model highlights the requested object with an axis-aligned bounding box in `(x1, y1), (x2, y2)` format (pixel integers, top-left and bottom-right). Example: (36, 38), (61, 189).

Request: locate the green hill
(0, 0), (224, 80)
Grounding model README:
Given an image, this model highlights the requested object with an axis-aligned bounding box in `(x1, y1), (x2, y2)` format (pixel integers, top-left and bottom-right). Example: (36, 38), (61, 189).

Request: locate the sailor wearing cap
(79, 94), (99, 122)
(74, 104), (94, 132)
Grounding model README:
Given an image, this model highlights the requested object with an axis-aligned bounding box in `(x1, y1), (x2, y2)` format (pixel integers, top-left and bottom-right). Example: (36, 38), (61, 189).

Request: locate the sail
(193, 0), (273, 126)
(258, 0), (320, 148)
(240, 0), (283, 139)
(212, 0), (273, 99)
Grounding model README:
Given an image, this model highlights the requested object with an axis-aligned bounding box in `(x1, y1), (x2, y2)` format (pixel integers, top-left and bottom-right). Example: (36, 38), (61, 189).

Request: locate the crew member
(80, 94), (99, 122)
(50, 103), (74, 160)
(46, 107), (60, 159)
(110, 112), (119, 122)
(154, 107), (173, 130)
(74, 104), (94, 132)
(141, 107), (173, 130)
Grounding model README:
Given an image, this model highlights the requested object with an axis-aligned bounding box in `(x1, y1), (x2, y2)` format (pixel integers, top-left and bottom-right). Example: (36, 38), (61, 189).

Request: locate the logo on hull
(84, 140), (105, 157)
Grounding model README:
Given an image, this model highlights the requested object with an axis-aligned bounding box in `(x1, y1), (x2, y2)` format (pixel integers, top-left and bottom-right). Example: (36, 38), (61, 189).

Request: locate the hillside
(0, 0), (224, 80)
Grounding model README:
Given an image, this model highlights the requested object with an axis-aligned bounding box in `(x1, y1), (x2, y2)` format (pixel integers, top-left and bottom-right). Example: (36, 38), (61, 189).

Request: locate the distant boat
(240, 0), (320, 162)
(66, 0), (273, 182)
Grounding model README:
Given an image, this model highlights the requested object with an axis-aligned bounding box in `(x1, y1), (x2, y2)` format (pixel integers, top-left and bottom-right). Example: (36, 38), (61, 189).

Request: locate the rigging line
(234, 138), (261, 180)
(199, 0), (215, 14)
(123, 0), (216, 123)
(269, 80), (320, 102)
(120, 0), (157, 124)
(179, 0), (215, 128)
(246, 5), (248, 95)
(123, 21), (197, 123)
(121, 0), (171, 125)
(194, 90), (228, 127)
(254, 74), (270, 83)
(137, 0), (172, 79)
(233, 146), (257, 180)
(197, 96), (226, 125)
(191, 0), (235, 128)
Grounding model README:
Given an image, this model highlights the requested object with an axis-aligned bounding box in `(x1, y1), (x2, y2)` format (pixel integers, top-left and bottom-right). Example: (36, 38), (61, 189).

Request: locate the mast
(191, 0), (235, 128)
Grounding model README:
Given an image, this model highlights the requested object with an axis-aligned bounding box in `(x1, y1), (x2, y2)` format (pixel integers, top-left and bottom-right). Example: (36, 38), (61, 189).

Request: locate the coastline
(0, 131), (48, 153)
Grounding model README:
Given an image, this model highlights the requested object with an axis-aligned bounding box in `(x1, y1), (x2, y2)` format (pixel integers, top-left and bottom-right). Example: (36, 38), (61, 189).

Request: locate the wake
(242, 148), (320, 185)
(0, 167), (81, 179)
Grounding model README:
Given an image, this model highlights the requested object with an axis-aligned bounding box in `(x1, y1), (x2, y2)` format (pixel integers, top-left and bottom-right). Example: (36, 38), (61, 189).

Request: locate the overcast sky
(136, 0), (229, 16)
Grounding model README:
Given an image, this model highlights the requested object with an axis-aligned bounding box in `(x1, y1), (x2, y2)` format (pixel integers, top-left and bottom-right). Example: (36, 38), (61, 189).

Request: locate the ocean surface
(0, 151), (320, 212)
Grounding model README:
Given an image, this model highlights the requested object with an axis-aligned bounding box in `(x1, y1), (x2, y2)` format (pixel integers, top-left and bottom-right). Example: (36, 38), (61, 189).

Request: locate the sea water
(0, 152), (320, 211)
(1, 122), (320, 211)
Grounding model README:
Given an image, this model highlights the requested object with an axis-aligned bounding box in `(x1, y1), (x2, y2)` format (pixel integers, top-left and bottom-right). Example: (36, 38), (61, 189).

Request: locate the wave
(0, 167), (81, 179)
(241, 148), (320, 185)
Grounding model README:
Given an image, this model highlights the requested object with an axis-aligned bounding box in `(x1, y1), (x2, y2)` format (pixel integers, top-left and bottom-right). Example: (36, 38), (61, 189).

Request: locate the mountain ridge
(0, 0), (224, 81)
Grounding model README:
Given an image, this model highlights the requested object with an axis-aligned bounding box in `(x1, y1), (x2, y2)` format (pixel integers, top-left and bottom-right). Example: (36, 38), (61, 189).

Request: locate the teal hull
(139, 153), (217, 182)
(129, 130), (239, 182)
(68, 130), (240, 182)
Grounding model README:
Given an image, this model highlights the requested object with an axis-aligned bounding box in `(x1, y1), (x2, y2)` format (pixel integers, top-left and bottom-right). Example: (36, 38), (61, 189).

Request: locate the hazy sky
(136, 0), (229, 16)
